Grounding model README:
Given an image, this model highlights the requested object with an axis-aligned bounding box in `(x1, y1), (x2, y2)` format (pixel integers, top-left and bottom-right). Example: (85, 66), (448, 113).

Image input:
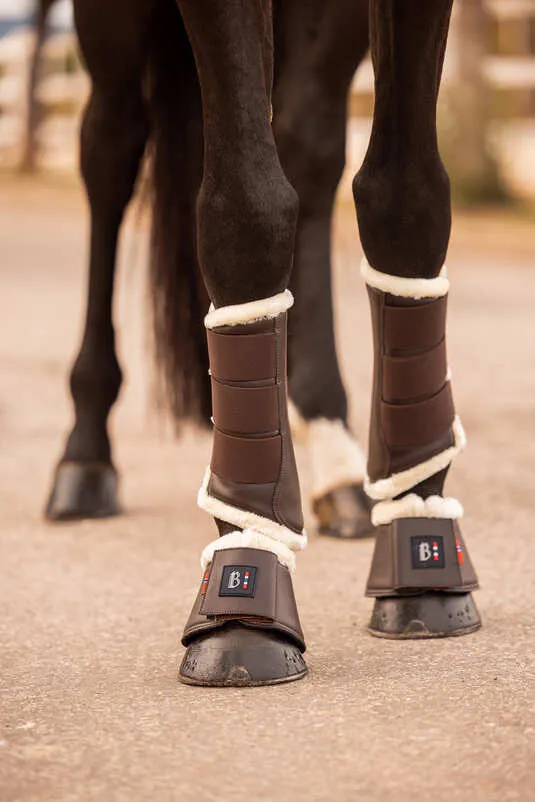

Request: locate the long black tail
(145, 0), (211, 429)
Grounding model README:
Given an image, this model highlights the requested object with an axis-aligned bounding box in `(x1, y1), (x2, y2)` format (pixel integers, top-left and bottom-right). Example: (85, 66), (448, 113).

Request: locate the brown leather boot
(361, 259), (481, 638)
(180, 291), (308, 686)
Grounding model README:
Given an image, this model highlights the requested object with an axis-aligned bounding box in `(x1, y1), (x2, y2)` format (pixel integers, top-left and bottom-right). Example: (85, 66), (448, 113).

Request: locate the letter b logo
(419, 542), (432, 562)
(228, 570), (241, 589)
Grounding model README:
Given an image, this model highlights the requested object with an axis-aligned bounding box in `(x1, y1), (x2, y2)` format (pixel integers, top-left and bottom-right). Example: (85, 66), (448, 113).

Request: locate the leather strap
(207, 329), (277, 382)
(211, 430), (282, 484)
(365, 518), (479, 597)
(383, 338), (447, 403)
(383, 297), (447, 353)
(381, 382), (454, 447)
(211, 379), (278, 435)
(182, 547), (306, 651)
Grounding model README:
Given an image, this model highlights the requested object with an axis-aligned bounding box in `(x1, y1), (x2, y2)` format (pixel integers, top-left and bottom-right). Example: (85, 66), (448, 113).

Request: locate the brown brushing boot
(180, 291), (308, 686)
(361, 260), (481, 638)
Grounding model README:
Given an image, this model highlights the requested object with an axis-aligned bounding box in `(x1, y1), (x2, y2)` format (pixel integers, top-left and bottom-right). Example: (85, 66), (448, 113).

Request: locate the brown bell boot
(361, 259), (481, 638)
(179, 291), (308, 686)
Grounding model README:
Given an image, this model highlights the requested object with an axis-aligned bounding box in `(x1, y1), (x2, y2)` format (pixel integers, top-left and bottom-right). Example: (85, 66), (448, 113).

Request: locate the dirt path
(1, 177), (534, 802)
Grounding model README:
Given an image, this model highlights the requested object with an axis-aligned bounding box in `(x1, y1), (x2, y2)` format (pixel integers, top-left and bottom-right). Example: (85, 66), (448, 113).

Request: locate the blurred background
(1, 0), (535, 204)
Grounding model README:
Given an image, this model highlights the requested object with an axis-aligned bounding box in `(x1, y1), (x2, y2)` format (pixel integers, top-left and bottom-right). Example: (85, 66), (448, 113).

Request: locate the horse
(40, 0), (373, 541)
(43, 0), (481, 687)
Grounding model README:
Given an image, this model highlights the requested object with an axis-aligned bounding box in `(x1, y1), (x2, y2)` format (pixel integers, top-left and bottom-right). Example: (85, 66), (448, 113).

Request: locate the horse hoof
(313, 483), (374, 539)
(179, 623), (307, 687)
(368, 592), (481, 639)
(44, 462), (121, 521)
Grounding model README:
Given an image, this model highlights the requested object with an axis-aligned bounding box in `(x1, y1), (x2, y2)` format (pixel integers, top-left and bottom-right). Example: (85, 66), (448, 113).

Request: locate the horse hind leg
(273, 0), (373, 539)
(19, 0), (56, 172)
(353, 0), (481, 638)
(45, 2), (150, 520)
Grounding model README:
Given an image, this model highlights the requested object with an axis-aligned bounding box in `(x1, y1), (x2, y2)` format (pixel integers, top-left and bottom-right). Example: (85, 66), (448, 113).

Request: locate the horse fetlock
(69, 346), (123, 412)
(313, 484), (374, 540)
(64, 347), (122, 464)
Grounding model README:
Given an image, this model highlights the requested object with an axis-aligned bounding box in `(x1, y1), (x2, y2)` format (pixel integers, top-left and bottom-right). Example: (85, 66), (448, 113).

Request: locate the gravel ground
(1, 177), (534, 802)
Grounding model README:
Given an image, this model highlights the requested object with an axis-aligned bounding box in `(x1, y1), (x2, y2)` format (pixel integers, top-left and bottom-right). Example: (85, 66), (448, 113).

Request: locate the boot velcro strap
(383, 296), (447, 352)
(207, 329), (277, 382)
(182, 547), (305, 651)
(211, 379), (278, 435)
(381, 382), (454, 447)
(383, 338), (447, 403)
(366, 517), (479, 596)
(211, 430), (282, 484)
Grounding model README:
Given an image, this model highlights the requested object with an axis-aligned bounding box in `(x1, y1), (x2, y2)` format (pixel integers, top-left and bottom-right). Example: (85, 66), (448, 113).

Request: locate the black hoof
(368, 592), (481, 639)
(179, 623), (307, 687)
(45, 462), (121, 522)
(313, 483), (374, 539)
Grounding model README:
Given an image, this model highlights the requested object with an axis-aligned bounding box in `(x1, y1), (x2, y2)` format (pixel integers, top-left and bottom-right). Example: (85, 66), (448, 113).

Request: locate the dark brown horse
(42, 0), (481, 687)
(39, 0), (373, 540)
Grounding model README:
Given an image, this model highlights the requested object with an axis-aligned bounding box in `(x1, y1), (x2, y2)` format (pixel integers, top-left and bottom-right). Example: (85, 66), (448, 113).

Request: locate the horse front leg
(45, 3), (150, 520)
(177, 0), (307, 686)
(273, 0), (373, 539)
(353, 0), (481, 637)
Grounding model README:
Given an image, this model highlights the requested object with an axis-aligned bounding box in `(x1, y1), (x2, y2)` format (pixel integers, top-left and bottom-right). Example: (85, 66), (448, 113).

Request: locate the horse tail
(145, 0), (211, 430)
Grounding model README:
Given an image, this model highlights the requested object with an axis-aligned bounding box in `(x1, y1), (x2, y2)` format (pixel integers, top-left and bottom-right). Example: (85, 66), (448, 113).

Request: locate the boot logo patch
(219, 565), (257, 597)
(411, 536), (445, 569)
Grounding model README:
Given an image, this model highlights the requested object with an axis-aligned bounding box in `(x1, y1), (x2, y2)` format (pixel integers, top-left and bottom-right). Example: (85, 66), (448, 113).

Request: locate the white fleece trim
(365, 416), (466, 501)
(204, 290), (294, 329)
(201, 529), (296, 573)
(288, 402), (367, 496)
(361, 257), (450, 299)
(308, 418), (367, 499)
(372, 494), (464, 527)
(197, 468), (307, 552)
